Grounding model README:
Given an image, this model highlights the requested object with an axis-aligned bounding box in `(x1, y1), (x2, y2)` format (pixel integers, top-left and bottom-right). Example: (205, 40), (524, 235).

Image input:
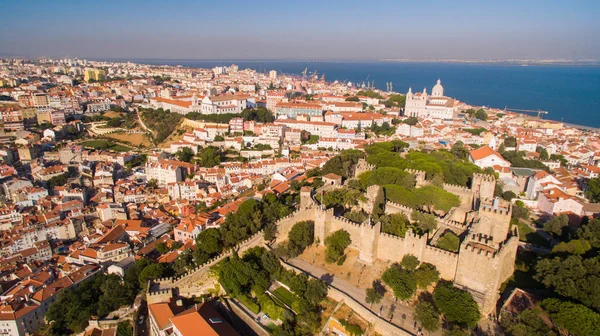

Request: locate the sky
(1, 0), (599, 60)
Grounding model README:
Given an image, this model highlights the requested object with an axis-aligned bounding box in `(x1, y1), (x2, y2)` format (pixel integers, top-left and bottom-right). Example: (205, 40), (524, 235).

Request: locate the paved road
(288, 258), (440, 336)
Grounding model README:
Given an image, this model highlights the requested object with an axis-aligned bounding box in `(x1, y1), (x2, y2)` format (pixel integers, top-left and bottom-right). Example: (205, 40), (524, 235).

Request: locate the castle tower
(471, 173), (496, 207)
(299, 186), (314, 210)
(431, 79), (444, 97)
(406, 169), (427, 188)
(454, 231), (519, 315)
(359, 220), (380, 264)
(477, 199), (512, 244)
(360, 185), (381, 214)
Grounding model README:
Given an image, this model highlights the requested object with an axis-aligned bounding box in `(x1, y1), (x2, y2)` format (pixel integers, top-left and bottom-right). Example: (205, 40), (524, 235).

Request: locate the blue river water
(120, 60), (600, 127)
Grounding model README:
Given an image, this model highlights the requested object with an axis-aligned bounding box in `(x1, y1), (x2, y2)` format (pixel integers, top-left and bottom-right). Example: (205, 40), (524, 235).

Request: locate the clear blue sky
(1, 0), (599, 60)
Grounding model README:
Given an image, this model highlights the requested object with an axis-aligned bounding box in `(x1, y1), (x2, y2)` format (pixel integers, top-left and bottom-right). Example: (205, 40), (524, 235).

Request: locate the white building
(201, 94), (248, 115)
(468, 146), (511, 169)
(404, 80), (457, 119)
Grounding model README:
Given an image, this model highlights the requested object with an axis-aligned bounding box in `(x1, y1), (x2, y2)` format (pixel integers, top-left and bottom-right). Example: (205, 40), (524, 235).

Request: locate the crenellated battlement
(479, 203), (511, 216)
(470, 232), (494, 245)
(424, 244), (459, 258)
(147, 288), (172, 296)
(472, 173), (496, 183)
(443, 183), (471, 193)
(379, 231), (404, 240)
(332, 215), (362, 227)
(461, 242), (496, 259)
(405, 168), (426, 175)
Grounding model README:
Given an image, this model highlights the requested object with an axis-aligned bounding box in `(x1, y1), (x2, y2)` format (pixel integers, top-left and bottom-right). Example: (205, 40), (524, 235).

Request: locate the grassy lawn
(81, 140), (131, 152)
(271, 286), (297, 308)
(513, 221), (550, 248)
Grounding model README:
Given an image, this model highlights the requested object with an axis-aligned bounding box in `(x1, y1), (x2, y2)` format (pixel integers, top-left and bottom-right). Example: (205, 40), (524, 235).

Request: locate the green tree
(381, 212), (409, 237)
(534, 255), (600, 311)
(403, 117), (419, 126)
(586, 177), (600, 203)
(451, 141), (469, 160)
(155, 242), (170, 254)
(504, 136), (517, 148)
(536, 146), (549, 160)
(324, 230), (351, 264)
(502, 190), (517, 201)
(552, 239), (591, 255)
(116, 321), (133, 336)
(433, 281), (481, 328)
(578, 218), (600, 248)
(411, 210), (438, 233)
(542, 298), (600, 336)
(414, 301), (441, 332)
(365, 287), (383, 307)
(401, 254), (420, 271)
(512, 201), (530, 220)
(542, 214), (569, 237)
(175, 147), (195, 162)
(138, 263), (168, 287)
(500, 309), (554, 336)
(414, 263), (440, 289)
(196, 146), (221, 167)
(193, 228), (223, 265)
(437, 231), (460, 252)
(474, 108), (488, 120)
(413, 185), (460, 213)
(286, 221), (315, 257)
(304, 278), (328, 306)
(381, 264), (417, 300)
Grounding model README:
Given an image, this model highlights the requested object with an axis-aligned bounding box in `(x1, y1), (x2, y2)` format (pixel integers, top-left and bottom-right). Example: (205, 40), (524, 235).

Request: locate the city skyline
(1, 0), (599, 60)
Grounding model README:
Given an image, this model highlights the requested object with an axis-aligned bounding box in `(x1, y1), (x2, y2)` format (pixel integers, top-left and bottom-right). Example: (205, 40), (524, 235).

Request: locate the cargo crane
(504, 106), (549, 119)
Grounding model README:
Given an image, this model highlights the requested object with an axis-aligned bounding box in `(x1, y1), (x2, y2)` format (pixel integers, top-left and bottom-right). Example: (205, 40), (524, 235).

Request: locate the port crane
(504, 106), (549, 119)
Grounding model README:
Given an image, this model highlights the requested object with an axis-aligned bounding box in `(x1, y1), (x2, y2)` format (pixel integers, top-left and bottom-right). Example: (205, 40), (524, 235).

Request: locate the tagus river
(121, 59), (600, 128)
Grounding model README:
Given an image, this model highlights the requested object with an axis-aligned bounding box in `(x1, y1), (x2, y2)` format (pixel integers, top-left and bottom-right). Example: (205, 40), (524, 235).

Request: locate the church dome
(432, 79), (444, 97)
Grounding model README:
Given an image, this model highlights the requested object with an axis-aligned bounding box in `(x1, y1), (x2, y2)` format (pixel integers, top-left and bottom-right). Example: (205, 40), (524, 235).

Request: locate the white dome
(432, 79), (444, 97)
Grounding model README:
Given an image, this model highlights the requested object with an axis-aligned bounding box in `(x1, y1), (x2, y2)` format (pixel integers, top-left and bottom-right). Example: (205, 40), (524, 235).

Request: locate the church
(404, 79), (457, 119)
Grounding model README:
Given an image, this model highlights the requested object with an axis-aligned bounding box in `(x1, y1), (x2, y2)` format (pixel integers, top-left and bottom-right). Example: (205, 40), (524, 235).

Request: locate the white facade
(404, 80), (457, 119)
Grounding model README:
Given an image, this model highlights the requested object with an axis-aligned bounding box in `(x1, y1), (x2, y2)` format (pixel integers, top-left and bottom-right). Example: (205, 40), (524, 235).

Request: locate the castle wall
(377, 233), (407, 263)
(421, 245), (458, 280)
(274, 208), (316, 242)
(384, 201), (413, 217)
(443, 183), (473, 209)
(327, 214), (362, 250)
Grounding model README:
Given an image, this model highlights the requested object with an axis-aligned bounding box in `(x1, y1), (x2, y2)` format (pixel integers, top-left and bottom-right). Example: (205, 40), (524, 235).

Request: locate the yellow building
(84, 68), (106, 82)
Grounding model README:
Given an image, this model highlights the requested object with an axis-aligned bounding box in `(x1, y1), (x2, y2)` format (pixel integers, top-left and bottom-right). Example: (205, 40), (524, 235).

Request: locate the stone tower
(471, 173), (496, 207)
(359, 220), (380, 264)
(353, 158), (375, 178)
(406, 169), (427, 188)
(299, 186), (314, 210)
(454, 230), (519, 315)
(360, 185), (381, 214)
(477, 198), (512, 244)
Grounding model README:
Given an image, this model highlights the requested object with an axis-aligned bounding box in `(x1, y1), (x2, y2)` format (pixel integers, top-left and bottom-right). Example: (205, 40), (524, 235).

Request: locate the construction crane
(301, 67), (308, 78)
(504, 106), (549, 119)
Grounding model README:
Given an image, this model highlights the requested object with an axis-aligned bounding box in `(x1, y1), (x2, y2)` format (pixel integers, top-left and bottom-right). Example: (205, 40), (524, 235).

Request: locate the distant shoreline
(92, 58), (600, 67)
(87, 58), (600, 128)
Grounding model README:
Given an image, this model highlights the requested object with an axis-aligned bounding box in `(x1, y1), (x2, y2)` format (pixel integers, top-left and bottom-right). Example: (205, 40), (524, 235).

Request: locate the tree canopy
(436, 231), (460, 252)
(324, 230), (351, 264)
(433, 281), (481, 328)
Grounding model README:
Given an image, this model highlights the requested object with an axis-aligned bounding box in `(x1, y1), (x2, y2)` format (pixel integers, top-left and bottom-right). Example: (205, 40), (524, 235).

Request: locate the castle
(278, 161), (518, 316)
(404, 79), (457, 119)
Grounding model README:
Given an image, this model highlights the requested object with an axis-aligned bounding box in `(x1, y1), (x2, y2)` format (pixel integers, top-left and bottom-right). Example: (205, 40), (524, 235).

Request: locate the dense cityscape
(0, 57), (599, 336)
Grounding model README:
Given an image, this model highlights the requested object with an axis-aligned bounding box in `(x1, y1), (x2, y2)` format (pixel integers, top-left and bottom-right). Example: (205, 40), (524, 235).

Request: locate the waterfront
(119, 60), (600, 127)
